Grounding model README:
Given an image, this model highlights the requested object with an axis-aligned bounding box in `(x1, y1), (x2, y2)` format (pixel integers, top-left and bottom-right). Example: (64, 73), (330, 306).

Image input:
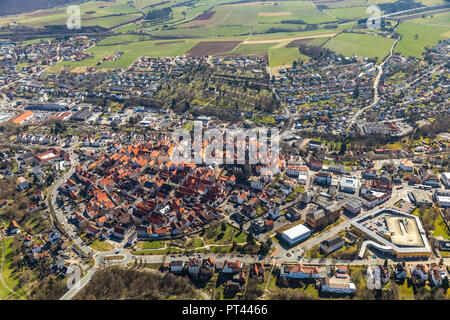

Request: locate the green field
(230, 42), (276, 55)
(203, 223), (247, 246)
(324, 32), (395, 61)
(324, 7), (375, 20)
(89, 239), (114, 251)
(408, 11), (450, 26)
(0, 239), (14, 299)
(395, 22), (449, 58)
(2, 1), (142, 29)
(58, 40), (197, 69)
(268, 47), (306, 68)
(1, 238), (26, 299)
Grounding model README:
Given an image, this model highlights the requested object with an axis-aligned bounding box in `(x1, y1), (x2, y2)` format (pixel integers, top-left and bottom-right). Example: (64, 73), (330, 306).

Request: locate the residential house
(280, 264), (320, 279)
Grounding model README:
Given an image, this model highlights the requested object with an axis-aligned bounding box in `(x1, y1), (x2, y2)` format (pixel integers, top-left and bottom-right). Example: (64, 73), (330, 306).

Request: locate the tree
(339, 141), (347, 155)
(221, 222), (227, 232)
(384, 259), (388, 268)
(244, 279), (264, 299)
(438, 267), (450, 288)
(247, 232), (256, 246)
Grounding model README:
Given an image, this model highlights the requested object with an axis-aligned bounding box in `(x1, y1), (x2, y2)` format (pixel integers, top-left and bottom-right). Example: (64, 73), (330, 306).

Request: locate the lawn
(412, 207), (450, 239)
(187, 237), (205, 249)
(268, 47), (305, 68)
(89, 239), (114, 251)
(431, 214), (450, 240)
(394, 22), (449, 58)
(398, 280), (415, 300)
(2, 237), (26, 299)
(324, 32), (395, 61)
(0, 240), (14, 300)
(139, 240), (166, 250)
(203, 223), (247, 246)
(132, 248), (184, 255)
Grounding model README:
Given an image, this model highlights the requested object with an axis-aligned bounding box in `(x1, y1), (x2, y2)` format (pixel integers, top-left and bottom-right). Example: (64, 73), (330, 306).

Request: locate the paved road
(350, 36), (400, 125)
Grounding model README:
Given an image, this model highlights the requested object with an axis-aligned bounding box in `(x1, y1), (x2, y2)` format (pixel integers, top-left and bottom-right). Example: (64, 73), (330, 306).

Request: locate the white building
(339, 178), (359, 194)
(434, 190), (450, 207)
(440, 172), (450, 188)
(281, 224), (311, 246)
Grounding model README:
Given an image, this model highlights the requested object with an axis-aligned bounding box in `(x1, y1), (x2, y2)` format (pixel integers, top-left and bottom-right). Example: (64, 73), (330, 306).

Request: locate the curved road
(350, 36), (400, 125)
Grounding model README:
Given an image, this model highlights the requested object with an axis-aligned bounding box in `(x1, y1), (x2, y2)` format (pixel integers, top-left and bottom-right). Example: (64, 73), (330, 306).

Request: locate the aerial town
(0, 0), (449, 303)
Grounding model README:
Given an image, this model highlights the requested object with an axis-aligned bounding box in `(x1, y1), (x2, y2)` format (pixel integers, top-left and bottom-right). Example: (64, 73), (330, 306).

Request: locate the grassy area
(187, 237), (205, 249)
(57, 40), (197, 70)
(269, 47), (306, 69)
(324, 7), (374, 19)
(132, 248), (184, 255)
(412, 207), (450, 239)
(408, 11), (450, 26)
(230, 43), (276, 55)
(398, 280), (415, 300)
(7, 1), (142, 29)
(324, 32), (395, 61)
(1, 237), (26, 299)
(203, 223), (247, 246)
(89, 239), (114, 252)
(431, 214), (450, 239)
(0, 239), (15, 299)
(139, 240), (166, 250)
(395, 22), (449, 58)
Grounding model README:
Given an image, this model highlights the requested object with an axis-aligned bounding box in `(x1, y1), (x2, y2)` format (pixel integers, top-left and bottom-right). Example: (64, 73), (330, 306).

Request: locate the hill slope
(0, 0), (85, 16)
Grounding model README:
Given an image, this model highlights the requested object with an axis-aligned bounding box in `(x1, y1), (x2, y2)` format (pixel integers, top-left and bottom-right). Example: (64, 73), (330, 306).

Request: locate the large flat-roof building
(434, 190), (450, 207)
(352, 208), (432, 259)
(441, 172), (450, 188)
(340, 178), (359, 194)
(409, 190), (433, 207)
(280, 224), (311, 246)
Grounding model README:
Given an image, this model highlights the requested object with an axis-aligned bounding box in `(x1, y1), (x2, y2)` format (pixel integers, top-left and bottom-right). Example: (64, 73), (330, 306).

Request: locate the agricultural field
(57, 40), (198, 70)
(185, 40), (241, 56)
(0, 1), (143, 29)
(229, 42), (277, 55)
(324, 32), (395, 61)
(408, 11), (450, 26)
(394, 22), (449, 58)
(324, 6), (376, 19)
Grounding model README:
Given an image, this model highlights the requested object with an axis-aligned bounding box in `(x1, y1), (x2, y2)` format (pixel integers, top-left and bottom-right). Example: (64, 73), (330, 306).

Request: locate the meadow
(394, 22), (449, 58)
(1, 0), (142, 29)
(268, 46), (308, 71)
(324, 32), (395, 61)
(324, 6), (376, 19)
(408, 11), (450, 26)
(57, 40), (198, 70)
